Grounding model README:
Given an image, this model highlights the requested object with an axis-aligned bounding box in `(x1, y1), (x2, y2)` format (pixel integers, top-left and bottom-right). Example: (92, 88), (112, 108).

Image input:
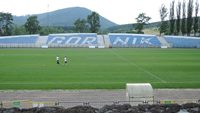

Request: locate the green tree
(169, 0), (175, 35)
(159, 4), (168, 35)
(176, 1), (181, 35)
(135, 13), (151, 33)
(194, 0), (199, 36)
(181, 0), (187, 35)
(24, 16), (40, 34)
(87, 12), (100, 33)
(187, 0), (194, 36)
(39, 26), (64, 36)
(12, 25), (27, 35)
(199, 22), (200, 36)
(74, 18), (89, 33)
(0, 12), (13, 36)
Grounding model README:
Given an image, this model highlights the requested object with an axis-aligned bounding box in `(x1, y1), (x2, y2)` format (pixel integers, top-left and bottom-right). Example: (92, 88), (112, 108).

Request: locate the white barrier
(161, 46), (168, 48)
(89, 46), (96, 48)
(98, 46), (105, 48)
(41, 45), (48, 48)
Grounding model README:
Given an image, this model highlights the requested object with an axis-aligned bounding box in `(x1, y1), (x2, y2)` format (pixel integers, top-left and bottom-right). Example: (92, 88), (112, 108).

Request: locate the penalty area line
(110, 49), (167, 83)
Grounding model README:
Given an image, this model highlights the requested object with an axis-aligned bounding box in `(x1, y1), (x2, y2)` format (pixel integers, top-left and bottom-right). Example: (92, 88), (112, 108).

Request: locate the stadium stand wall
(0, 35), (39, 48)
(1, 33), (200, 48)
(164, 36), (200, 48)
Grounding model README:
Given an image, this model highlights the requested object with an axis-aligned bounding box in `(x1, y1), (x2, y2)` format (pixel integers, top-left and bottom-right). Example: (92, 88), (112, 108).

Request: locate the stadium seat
(164, 36), (200, 48)
(0, 35), (39, 44)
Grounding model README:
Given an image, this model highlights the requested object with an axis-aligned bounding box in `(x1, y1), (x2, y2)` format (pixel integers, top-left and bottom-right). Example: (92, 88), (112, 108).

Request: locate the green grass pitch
(0, 48), (200, 89)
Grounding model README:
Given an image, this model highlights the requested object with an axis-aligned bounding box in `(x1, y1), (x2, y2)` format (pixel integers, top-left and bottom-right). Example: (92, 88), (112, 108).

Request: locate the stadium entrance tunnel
(126, 83), (154, 106)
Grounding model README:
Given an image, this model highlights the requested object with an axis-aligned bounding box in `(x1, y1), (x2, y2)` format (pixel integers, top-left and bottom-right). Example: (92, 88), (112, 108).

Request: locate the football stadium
(1, 0), (200, 111)
(1, 33), (200, 112)
(0, 33), (200, 89)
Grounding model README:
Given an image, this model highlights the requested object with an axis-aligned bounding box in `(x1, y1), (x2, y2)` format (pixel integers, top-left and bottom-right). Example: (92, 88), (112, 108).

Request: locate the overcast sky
(0, 0), (198, 25)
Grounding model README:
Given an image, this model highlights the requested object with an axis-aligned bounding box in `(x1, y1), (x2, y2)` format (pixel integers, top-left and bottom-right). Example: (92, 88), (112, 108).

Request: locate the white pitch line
(110, 49), (167, 83)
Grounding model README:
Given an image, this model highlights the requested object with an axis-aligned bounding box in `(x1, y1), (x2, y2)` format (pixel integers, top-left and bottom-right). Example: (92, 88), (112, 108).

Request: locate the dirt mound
(0, 103), (200, 113)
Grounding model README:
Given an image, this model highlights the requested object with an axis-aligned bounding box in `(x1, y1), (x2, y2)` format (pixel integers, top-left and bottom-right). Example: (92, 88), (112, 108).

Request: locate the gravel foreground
(0, 89), (200, 108)
(1, 103), (200, 113)
(0, 89), (200, 113)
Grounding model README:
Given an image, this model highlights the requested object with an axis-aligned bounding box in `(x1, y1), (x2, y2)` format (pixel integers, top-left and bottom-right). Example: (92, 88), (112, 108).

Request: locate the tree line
(0, 12), (100, 36)
(133, 0), (200, 36)
(159, 0), (200, 36)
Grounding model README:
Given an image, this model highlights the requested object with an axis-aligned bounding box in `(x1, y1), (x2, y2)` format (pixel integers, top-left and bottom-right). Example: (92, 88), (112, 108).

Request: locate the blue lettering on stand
(109, 34), (161, 47)
(46, 33), (97, 45)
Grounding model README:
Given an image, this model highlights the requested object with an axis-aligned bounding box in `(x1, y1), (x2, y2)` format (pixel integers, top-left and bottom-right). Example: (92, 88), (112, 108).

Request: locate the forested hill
(106, 22), (160, 32)
(13, 7), (117, 29)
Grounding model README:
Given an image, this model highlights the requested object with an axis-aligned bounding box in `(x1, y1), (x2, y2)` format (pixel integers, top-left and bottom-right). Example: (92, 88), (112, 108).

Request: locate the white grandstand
(0, 33), (200, 48)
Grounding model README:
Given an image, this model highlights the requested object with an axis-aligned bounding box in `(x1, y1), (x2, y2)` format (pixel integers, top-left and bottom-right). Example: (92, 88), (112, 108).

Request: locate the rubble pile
(0, 103), (200, 113)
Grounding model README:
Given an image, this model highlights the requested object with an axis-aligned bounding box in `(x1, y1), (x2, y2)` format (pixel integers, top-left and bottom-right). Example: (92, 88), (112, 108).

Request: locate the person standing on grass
(56, 56), (60, 64)
(64, 56), (67, 64)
